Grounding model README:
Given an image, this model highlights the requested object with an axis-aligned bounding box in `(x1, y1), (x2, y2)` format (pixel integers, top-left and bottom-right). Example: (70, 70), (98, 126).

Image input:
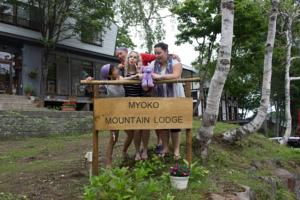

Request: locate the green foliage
(171, 0), (270, 118)
(116, 0), (178, 52)
(27, 68), (38, 79)
(116, 26), (136, 49)
(23, 85), (33, 95)
(84, 155), (210, 200)
(75, 0), (114, 44)
(0, 192), (28, 200)
(84, 156), (174, 200)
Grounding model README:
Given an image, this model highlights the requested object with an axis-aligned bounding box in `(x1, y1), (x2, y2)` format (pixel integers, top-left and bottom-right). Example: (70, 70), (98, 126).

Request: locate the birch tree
(194, 0), (234, 159)
(280, 0), (300, 145)
(223, 0), (279, 143)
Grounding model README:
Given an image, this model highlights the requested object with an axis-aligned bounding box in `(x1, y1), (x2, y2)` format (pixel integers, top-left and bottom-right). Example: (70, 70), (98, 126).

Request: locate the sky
(131, 14), (199, 67)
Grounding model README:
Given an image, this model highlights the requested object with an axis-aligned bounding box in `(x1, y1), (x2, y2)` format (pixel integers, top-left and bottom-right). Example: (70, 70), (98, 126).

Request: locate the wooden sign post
(81, 78), (200, 176)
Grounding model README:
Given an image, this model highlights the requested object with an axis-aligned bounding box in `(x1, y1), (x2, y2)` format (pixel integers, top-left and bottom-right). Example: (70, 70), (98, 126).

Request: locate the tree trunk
(222, 0), (279, 143)
(275, 102), (280, 137)
(194, 0), (234, 160)
(281, 16), (292, 145)
(40, 48), (50, 102)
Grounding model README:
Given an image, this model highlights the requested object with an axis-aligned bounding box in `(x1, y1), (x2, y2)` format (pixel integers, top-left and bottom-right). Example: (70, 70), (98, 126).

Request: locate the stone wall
(0, 110), (93, 138)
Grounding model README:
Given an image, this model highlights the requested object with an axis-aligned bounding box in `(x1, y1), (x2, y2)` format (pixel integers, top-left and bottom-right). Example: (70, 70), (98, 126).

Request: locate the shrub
(84, 156), (174, 200)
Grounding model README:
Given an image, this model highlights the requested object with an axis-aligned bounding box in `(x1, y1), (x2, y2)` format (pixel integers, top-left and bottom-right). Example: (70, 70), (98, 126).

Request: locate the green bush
(84, 156), (210, 200)
(84, 156), (174, 200)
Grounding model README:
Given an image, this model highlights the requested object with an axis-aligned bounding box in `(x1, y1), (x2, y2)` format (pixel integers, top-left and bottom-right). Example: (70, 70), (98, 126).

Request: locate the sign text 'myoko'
(94, 97), (193, 130)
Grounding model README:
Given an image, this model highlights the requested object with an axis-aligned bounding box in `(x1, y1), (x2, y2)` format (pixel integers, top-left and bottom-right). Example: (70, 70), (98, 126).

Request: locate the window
(81, 27), (103, 46)
(71, 59), (93, 96)
(17, 4), (30, 27)
(0, 2), (14, 23)
(0, 1), (41, 31)
(29, 5), (41, 30)
(46, 55), (57, 94)
(56, 55), (69, 95)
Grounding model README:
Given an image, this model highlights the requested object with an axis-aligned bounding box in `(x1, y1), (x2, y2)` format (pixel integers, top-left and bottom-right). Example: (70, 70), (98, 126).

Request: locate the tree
(194, 0), (235, 159)
(171, 0), (221, 116)
(115, 0), (178, 53)
(223, 0), (280, 142)
(116, 26), (136, 49)
(172, 0), (271, 119)
(26, 0), (114, 98)
(279, 0), (300, 144)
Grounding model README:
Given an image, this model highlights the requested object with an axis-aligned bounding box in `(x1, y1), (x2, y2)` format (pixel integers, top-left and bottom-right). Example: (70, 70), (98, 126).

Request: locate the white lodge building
(0, 1), (201, 111)
(0, 0), (118, 109)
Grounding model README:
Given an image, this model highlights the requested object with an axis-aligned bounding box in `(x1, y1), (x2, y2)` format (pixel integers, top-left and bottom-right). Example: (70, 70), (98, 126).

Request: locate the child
(124, 51), (150, 161)
(86, 64), (133, 168)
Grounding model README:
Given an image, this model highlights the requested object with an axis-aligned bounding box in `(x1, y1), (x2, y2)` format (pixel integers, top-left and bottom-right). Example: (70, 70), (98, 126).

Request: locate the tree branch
(290, 77), (300, 81)
(291, 56), (300, 61)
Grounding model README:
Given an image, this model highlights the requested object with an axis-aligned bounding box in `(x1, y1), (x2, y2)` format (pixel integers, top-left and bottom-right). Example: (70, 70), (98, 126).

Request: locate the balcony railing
(0, 4), (41, 32)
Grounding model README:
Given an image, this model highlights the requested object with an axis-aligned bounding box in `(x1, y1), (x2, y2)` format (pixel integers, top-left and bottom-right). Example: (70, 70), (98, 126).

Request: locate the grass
(0, 135), (86, 175)
(1, 120), (300, 200)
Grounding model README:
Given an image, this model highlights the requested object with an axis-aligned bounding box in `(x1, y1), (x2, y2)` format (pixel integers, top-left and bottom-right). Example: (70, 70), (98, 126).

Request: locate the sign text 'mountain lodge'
(94, 97), (193, 130)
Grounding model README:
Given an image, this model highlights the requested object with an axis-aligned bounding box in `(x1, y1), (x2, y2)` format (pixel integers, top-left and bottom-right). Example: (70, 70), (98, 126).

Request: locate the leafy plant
(27, 68), (38, 79)
(170, 162), (190, 177)
(84, 156), (174, 200)
(23, 85), (33, 95)
(62, 101), (76, 108)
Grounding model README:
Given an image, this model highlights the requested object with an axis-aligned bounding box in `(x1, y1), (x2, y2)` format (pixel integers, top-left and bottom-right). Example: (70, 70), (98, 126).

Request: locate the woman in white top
(150, 42), (185, 161)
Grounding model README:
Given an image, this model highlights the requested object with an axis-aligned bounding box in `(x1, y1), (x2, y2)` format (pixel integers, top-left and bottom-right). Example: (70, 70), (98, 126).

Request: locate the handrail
(80, 77), (200, 85)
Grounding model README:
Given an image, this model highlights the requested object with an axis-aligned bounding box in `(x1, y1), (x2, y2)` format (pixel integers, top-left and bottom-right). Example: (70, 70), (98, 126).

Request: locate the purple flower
(169, 163), (190, 177)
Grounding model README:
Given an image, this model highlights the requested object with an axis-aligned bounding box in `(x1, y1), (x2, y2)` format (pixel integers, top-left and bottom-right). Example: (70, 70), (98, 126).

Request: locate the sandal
(141, 149), (148, 160)
(135, 152), (141, 161)
(173, 154), (181, 162)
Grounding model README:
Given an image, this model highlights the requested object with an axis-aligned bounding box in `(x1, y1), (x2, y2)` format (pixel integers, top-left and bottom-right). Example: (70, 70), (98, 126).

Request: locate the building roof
(182, 64), (197, 73)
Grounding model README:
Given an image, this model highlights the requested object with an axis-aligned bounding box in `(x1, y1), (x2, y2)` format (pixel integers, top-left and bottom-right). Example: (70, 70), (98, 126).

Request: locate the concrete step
(0, 95), (47, 111)
(0, 99), (33, 104)
(0, 103), (36, 109)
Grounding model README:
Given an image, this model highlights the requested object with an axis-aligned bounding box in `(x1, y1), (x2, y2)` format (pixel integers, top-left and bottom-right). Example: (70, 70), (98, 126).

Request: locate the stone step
(0, 99), (33, 104)
(0, 95), (47, 111)
(0, 96), (30, 102)
(0, 103), (37, 110)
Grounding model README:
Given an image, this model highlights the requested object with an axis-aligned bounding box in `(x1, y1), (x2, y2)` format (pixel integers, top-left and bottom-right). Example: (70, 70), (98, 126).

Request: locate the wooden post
(184, 83), (192, 166)
(92, 85), (99, 176)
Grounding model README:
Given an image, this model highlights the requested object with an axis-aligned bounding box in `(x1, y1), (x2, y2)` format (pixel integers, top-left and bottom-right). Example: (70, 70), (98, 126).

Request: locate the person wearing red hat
(115, 47), (180, 154)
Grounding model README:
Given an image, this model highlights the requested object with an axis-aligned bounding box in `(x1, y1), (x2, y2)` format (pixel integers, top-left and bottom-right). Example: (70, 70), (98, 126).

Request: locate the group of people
(85, 42), (185, 168)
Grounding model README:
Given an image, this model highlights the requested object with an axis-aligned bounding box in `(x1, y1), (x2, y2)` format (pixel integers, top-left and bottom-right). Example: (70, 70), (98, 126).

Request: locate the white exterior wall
(0, 22), (41, 40)
(59, 23), (118, 56)
(0, 22), (118, 56)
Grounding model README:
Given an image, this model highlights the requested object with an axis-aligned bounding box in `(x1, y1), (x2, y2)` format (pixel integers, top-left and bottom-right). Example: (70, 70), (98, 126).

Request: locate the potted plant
(61, 101), (76, 111)
(24, 85), (33, 98)
(169, 162), (190, 190)
(28, 68), (38, 79)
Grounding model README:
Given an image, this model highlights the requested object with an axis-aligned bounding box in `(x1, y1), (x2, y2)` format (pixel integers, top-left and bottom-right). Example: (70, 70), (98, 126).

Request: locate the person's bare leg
(160, 130), (170, 156)
(171, 131), (181, 160)
(141, 130), (150, 160)
(156, 132), (162, 146)
(133, 130), (141, 160)
(105, 131), (119, 168)
(123, 130), (134, 158)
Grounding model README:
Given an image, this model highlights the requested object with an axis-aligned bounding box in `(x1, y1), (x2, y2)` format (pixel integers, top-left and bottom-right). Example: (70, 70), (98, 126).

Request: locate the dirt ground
(0, 132), (149, 200)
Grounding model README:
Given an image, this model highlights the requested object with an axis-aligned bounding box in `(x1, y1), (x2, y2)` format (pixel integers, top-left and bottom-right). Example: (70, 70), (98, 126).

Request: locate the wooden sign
(94, 97), (193, 130)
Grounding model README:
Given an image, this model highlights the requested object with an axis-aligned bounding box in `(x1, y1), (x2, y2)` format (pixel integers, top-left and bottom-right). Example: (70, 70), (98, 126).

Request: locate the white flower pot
(170, 175), (189, 190)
